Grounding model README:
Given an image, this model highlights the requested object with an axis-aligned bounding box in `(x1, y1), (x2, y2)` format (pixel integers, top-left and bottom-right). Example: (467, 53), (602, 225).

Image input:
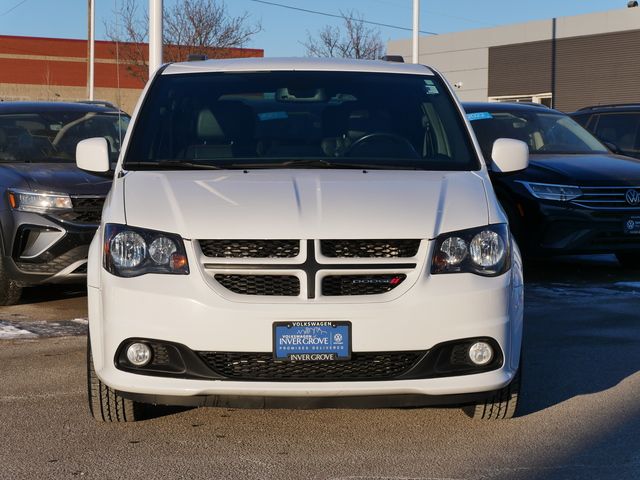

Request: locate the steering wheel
(538, 143), (576, 153)
(343, 132), (420, 158)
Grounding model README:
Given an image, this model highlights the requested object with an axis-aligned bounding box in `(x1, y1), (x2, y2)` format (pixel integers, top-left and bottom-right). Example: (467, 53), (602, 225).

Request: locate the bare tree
(304, 11), (385, 60)
(106, 0), (261, 84)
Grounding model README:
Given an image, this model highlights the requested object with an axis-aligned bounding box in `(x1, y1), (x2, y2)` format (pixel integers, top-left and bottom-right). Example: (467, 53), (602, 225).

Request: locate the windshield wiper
(230, 159), (422, 170)
(124, 161), (223, 170)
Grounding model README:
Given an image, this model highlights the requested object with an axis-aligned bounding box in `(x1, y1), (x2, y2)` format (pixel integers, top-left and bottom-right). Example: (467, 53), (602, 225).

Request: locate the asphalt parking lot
(1, 255), (639, 480)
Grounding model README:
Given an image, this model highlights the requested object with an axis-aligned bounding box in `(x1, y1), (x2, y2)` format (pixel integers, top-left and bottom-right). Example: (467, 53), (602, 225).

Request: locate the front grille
(214, 274), (300, 296)
(322, 274), (406, 296)
(16, 246), (88, 274)
(199, 240), (299, 258)
(573, 186), (640, 210)
(198, 351), (425, 381)
(320, 239), (420, 258)
(56, 196), (106, 224)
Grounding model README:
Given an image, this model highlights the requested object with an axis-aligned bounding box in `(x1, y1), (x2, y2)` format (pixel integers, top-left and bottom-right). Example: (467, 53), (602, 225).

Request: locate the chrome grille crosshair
(203, 240), (418, 299)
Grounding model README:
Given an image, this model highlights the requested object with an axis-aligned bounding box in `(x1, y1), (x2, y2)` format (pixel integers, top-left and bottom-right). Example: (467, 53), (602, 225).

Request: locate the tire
(462, 368), (521, 420)
(87, 336), (145, 422)
(616, 252), (640, 269)
(0, 258), (22, 306)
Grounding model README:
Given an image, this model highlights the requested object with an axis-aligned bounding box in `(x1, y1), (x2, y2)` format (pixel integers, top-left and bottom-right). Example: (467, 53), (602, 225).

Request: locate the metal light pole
(412, 0), (420, 64)
(149, 0), (163, 76)
(88, 0), (95, 100)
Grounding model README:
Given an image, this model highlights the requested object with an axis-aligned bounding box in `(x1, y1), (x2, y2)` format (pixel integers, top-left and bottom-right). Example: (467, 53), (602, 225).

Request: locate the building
(388, 7), (640, 112)
(0, 35), (263, 113)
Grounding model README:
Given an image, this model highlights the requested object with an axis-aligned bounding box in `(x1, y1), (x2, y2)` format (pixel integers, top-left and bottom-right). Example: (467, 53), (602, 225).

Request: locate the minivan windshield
(0, 112), (129, 163)
(124, 71), (479, 171)
(468, 109), (608, 158)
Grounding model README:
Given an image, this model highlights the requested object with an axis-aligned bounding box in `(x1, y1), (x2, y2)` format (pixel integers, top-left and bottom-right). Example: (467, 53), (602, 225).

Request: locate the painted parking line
(0, 318), (88, 340)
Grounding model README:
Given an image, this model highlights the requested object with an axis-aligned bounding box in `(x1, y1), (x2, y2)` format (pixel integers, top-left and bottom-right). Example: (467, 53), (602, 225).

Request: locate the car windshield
(124, 71), (479, 171)
(468, 109), (608, 158)
(0, 111), (129, 163)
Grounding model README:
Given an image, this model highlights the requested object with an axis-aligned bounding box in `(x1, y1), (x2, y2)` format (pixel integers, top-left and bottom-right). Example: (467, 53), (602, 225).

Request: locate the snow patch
(0, 322), (36, 339)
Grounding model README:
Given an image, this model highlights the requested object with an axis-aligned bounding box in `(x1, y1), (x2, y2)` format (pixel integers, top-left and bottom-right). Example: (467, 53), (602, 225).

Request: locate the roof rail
(381, 55), (404, 63)
(77, 100), (118, 109)
(576, 103), (640, 111)
(187, 53), (208, 62)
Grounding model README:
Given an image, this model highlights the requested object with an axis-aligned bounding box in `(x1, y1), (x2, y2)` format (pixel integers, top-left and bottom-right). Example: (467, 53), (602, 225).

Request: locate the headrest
(197, 109), (224, 140)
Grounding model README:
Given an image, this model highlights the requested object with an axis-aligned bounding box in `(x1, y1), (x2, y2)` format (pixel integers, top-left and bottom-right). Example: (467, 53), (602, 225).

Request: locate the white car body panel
(122, 170), (490, 240)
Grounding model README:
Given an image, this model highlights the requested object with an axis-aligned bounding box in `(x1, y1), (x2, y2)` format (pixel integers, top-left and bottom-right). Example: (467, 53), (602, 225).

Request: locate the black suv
(571, 104), (640, 159)
(0, 102), (129, 305)
(464, 102), (640, 266)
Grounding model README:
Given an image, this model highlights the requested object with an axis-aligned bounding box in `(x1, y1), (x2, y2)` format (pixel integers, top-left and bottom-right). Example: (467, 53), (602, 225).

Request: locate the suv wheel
(616, 252), (640, 269)
(462, 369), (520, 420)
(0, 259), (22, 306)
(87, 336), (146, 422)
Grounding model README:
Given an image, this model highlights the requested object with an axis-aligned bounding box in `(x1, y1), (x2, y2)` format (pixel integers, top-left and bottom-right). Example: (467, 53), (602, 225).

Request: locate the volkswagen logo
(626, 189), (640, 206)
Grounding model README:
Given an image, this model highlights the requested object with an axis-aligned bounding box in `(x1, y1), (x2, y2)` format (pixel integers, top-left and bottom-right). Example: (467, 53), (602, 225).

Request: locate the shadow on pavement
(518, 254), (640, 416)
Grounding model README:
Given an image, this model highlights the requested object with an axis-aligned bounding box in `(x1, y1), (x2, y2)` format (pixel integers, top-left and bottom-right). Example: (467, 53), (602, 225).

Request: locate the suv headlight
(104, 224), (189, 277)
(8, 189), (73, 213)
(519, 181), (582, 201)
(431, 224), (510, 277)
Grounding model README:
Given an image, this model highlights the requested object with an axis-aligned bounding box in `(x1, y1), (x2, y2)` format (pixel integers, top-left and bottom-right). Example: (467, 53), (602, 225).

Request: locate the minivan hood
(529, 153), (640, 186)
(1, 162), (112, 195)
(123, 170), (490, 239)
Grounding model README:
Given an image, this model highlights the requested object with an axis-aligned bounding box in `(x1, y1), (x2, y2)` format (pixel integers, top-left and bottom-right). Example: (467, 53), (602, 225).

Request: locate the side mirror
(76, 137), (110, 173)
(491, 138), (529, 174)
(603, 141), (622, 155)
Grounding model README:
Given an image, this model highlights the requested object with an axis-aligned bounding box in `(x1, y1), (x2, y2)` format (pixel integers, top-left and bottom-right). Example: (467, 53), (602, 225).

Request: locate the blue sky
(0, 0), (632, 56)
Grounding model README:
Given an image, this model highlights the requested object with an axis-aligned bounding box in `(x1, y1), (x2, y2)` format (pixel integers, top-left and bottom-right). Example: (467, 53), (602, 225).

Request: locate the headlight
(104, 224), (189, 277)
(431, 224), (510, 277)
(7, 189), (73, 213)
(519, 182), (582, 201)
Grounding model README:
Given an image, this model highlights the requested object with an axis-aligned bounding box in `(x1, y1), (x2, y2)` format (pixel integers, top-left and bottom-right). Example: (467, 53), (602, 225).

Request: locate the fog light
(468, 342), (493, 366)
(126, 343), (152, 366)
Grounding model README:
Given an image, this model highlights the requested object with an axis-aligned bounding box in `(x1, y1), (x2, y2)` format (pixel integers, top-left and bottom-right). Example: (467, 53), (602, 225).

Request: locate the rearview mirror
(491, 138), (529, 174)
(76, 137), (110, 173)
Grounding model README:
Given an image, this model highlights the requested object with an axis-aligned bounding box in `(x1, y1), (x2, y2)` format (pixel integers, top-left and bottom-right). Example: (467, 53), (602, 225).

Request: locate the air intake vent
(320, 240), (420, 258)
(197, 351), (425, 381)
(214, 274), (300, 296)
(200, 240), (299, 258)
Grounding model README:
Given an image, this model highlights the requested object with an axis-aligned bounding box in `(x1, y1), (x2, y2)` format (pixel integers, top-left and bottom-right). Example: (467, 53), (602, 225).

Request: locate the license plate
(624, 216), (640, 235)
(273, 321), (351, 362)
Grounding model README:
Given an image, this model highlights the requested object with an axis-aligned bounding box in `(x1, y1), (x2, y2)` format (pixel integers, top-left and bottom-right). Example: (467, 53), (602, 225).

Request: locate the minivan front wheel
(462, 369), (520, 420)
(616, 252), (640, 269)
(87, 336), (146, 422)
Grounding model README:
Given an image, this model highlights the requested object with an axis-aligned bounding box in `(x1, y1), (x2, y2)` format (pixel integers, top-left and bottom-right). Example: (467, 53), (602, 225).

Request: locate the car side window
(594, 113), (640, 155)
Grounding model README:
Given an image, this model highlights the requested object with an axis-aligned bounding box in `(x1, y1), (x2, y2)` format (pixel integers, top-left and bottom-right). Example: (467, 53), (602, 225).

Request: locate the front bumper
(517, 200), (640, 254)
(88, 238), (524, 402)
(2, 210), (98, 286)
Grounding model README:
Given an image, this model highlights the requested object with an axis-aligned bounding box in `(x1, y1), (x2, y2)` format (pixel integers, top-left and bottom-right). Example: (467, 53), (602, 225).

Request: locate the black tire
(0, 258), (22, 306)
(462, 368), (521, 420)
(87, 336), (145, 422)
(616, 252), (640, 269)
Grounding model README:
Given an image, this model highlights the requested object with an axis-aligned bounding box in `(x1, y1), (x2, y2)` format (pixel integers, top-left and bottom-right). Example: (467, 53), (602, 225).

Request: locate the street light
(412, 0), (420, 64)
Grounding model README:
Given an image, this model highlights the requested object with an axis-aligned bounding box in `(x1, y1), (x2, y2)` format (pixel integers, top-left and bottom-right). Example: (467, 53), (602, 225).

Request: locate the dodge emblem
(625, 189), (640, 206)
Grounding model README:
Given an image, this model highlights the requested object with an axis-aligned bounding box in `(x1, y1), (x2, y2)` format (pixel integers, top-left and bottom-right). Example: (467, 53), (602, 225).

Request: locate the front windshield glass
(124, 71), (479, 171)
(468, 109), (608, 158)
(0, 111), (129, 163)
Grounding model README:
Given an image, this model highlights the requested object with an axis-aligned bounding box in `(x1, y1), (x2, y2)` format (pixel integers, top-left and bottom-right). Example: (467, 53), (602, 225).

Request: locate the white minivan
(77, 58), (528, 422)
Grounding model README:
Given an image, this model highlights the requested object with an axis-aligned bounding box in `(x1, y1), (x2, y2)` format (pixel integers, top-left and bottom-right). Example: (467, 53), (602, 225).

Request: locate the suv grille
(322, 274), (406, 296)
(321, 239), (420, 258)
(55, 197), (106, 224)
(199, 240), (299, 258)
(197, 351), (425, 381)
(573, 186), (640, 210)
(214, 274), (300, 296)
